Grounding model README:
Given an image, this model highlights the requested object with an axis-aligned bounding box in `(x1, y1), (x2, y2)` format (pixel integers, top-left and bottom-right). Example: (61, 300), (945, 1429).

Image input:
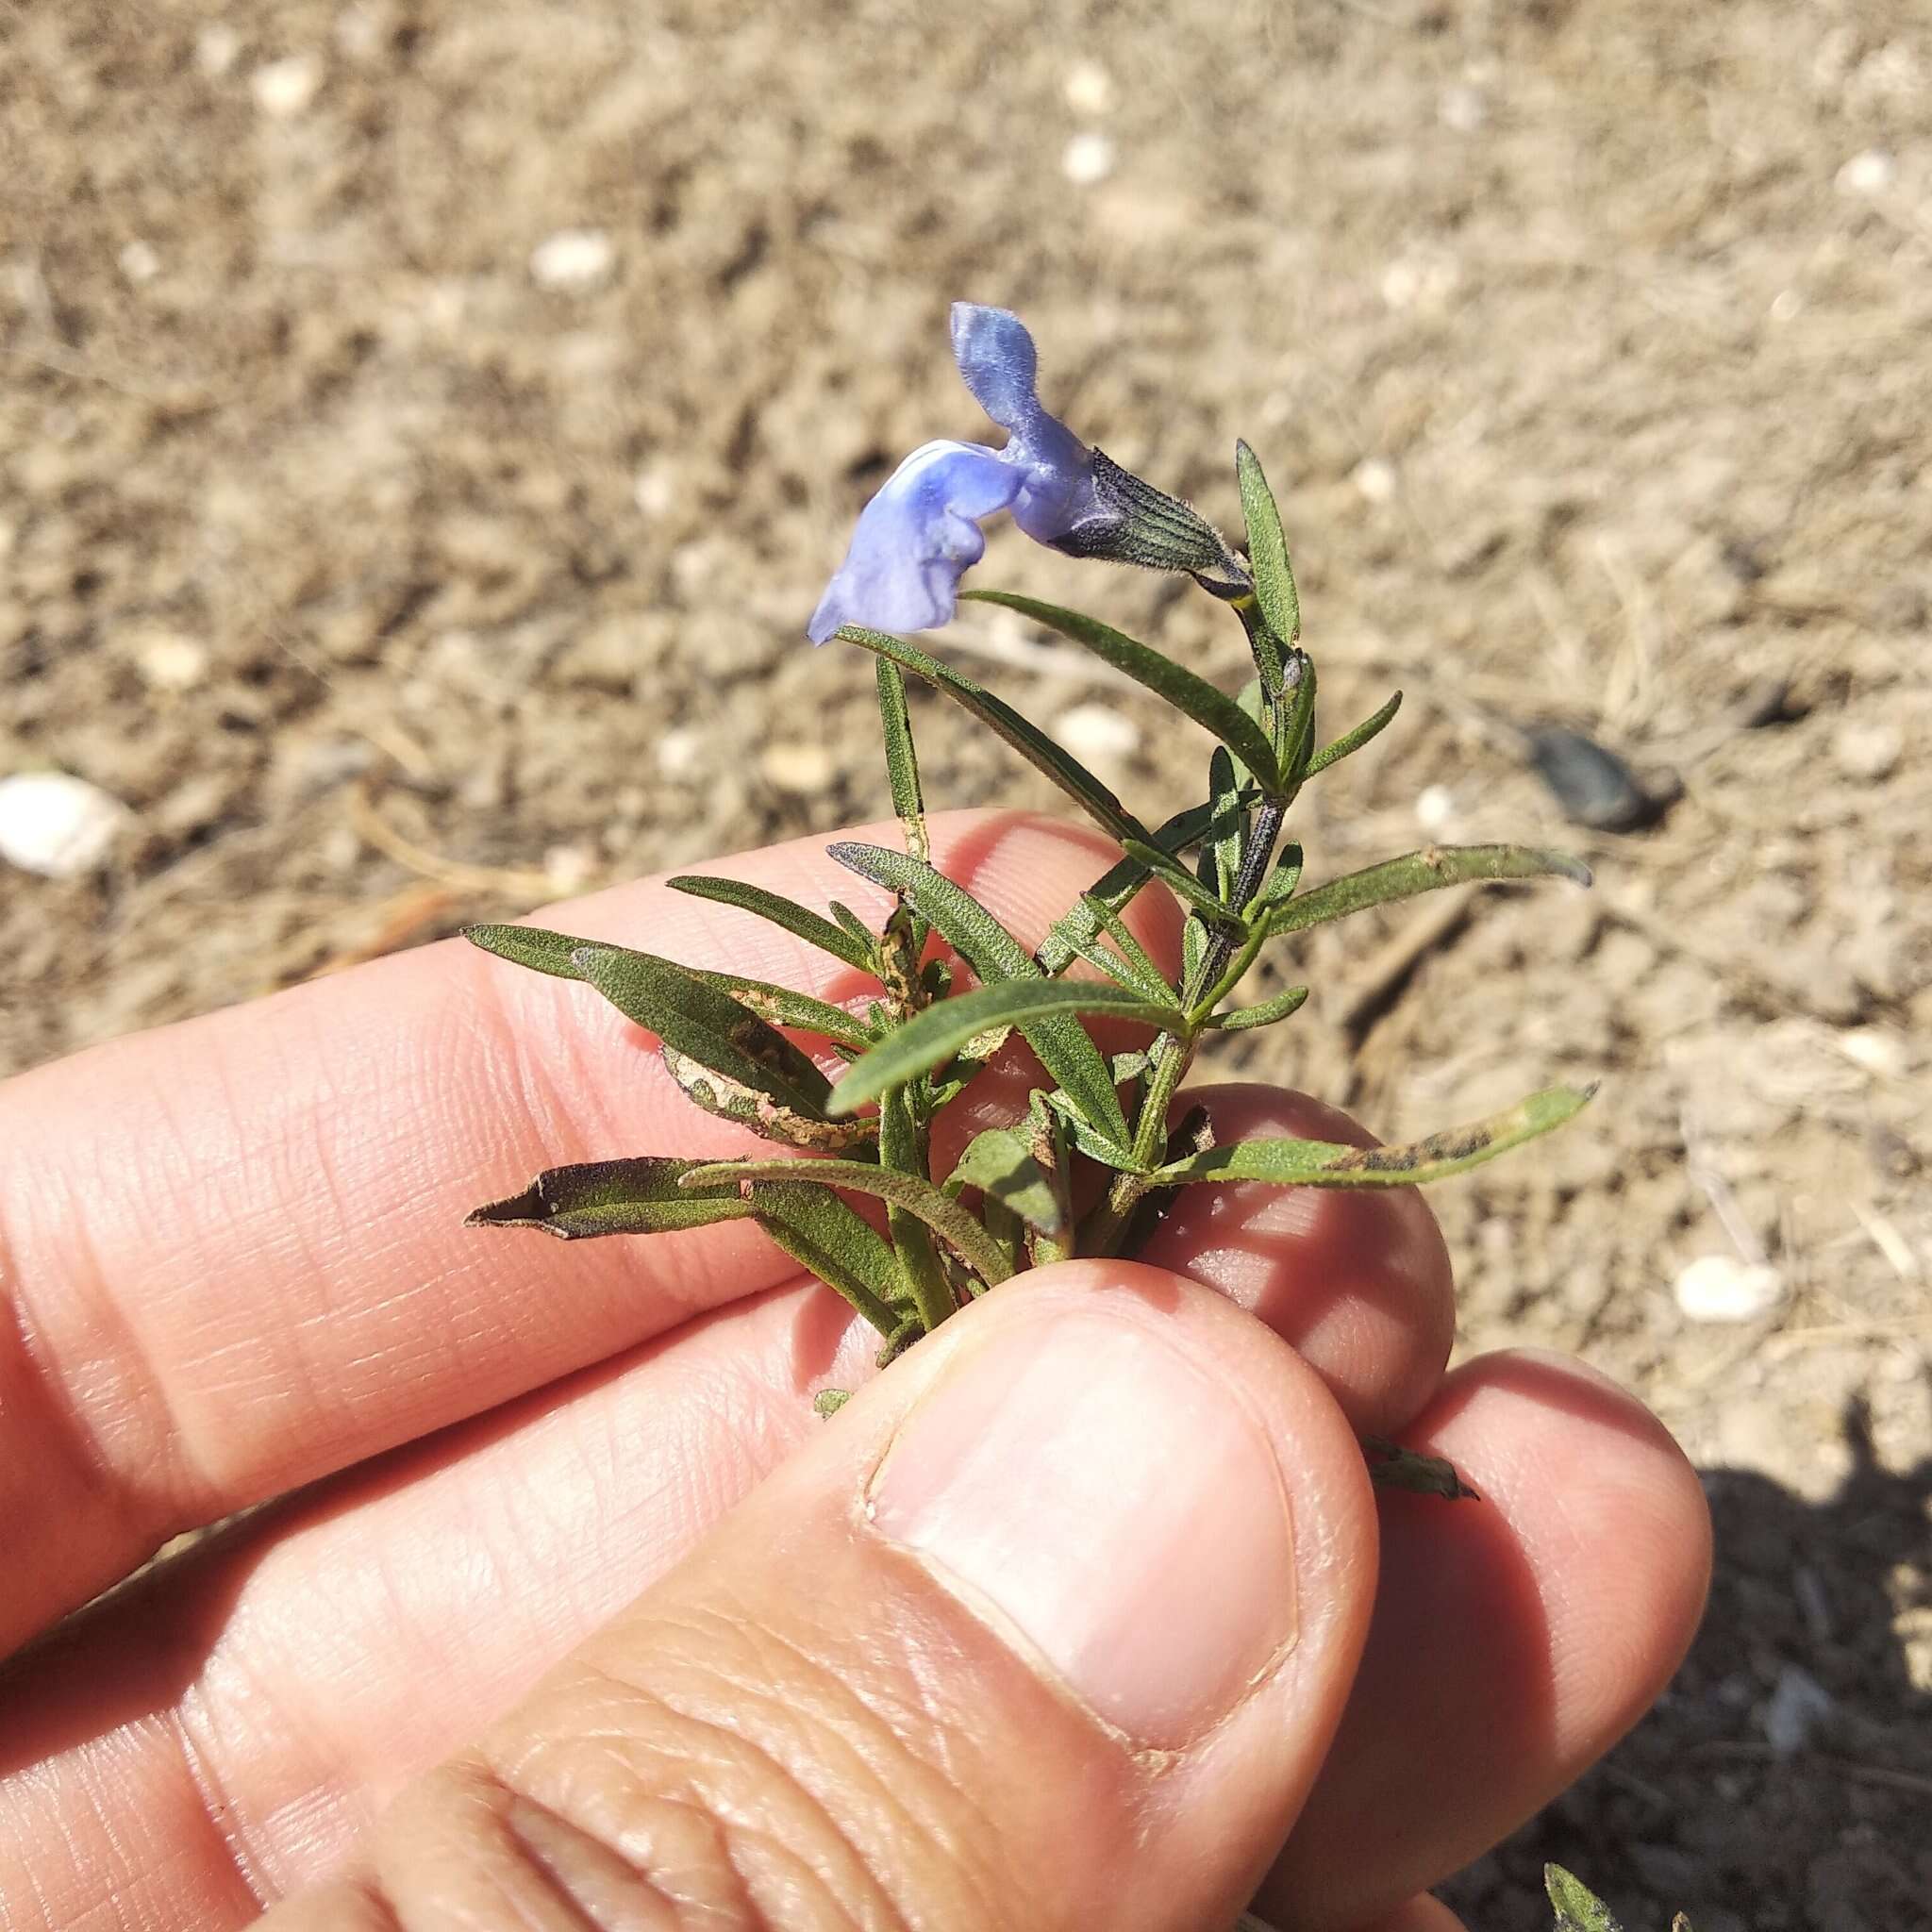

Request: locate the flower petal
(950, 302), (1097, 544)
(807, 441), (1023, 643)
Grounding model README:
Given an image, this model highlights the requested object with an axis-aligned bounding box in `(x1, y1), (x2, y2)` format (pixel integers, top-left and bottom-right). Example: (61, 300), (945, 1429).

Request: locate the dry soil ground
(3, 2), (1929, 1926)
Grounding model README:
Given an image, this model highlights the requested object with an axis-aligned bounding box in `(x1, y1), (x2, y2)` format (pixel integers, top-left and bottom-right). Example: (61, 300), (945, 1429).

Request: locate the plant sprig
(465, 341), (1594, 1464)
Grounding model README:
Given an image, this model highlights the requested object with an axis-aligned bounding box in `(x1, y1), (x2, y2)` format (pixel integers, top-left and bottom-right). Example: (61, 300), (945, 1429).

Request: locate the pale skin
(0, 810), (1711, 1931)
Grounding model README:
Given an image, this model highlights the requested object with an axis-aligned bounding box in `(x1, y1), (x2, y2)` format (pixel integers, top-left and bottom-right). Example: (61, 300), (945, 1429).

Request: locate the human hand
(0, 811), (1709, 1930)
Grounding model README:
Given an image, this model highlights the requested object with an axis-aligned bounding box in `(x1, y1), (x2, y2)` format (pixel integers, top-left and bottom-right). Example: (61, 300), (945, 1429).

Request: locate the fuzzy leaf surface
(466, 1158), (751, 1238)
(946, 1124), (1068, 1241)
(571, 944), (834, 1119)
(681, 1157), (1016, 1287)
(827, 843), (1133, 1147)
(1265, 844), (1591, 939)
(662, 1047), (876, 1151)
(1152, 1084), (1595, 1189)
(961, 589), (1281, 791)
(1545, 1866), (1626, 1932)
(664, 875), (876, 974)
(1306, 691), (1403, 777)
(830, 978), (1181, 1119)
(1236, 440), (1301, 649)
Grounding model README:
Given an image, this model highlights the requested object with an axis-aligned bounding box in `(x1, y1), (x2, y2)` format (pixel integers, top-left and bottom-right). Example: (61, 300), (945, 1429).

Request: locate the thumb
(258, 1263), (1378, 1932)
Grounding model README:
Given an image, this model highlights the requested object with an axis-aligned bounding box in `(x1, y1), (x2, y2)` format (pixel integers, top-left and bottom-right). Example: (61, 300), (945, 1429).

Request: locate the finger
(257, 1266), (1377, 1932)
(1135, 1084), (1456, 1434)
(8, 1084), (1441, 1924)
(1255, 1350), (1712, 1929)
(0, 809), (1174, 1655)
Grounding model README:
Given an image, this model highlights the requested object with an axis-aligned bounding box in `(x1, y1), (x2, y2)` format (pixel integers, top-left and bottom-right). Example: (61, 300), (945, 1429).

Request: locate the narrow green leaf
(1264, 844), (1592, 940)
(751, 1180), (909, 1338)
(1043, 1088), (1149, 1172)
(838, 625), (1149, 849)
(682, 1158), (1016, 1287)
(878, 1081), (954, 1334)
(570, 944), (834, 1119)
(1153, 1084), (1596, 1189)
(1122, 839), (1244, 926)
(1276, 647), (1317, 786)
(830, 978), (1183, 1119)
(961, 589), (1281, 791)
(1067, 892), (1173, 1003)
(665, 875), (874, 974)
(1033, 801), (1215, 977)
(874, 655), (927, 863)
(827, 843), (1134, 1147)
(465, 922), (591, 979)
(467, 1158), (750, 1238)
(465, 924), (868, 1047)
(946, 1125), (1067, 1241)
(1545, 1866), (1625, 1932)
(829, 900), (875, 958)
(1210, 983), (1309, 1031)
(1306, 691), (1403, 777)
(1257, 841), (1305, 914)
(1236, 439), (1301, 647)
(661, 1046), (876, 1152)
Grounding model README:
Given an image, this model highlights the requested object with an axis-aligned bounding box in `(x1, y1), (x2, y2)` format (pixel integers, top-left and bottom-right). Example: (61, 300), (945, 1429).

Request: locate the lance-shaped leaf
(1152, 1084), (1596, 1189)
(874, 655), (928, 863)
(1122, 839), (1244, 927)
(946, 1124), (1068, 1243)
(828, 842), (1134, 1148)
(1256, 841), (1306, 916)
(1064, 891), (1174, 1003)
(1236, 439), (1301, 649)
(571, 944), (836, 1120)
(1034, 799), (1216, 977)
(1210, 983), (1310, 1031)
(1264, 843), (1591, 940)
(961, 589), (1282, 791)
(465, 924), (870, 1047)
(840, 625), (1149, 849)
(661, 1046), (877, 1152)
(467, 1157), (752, 1238)
(1306, 690), (1402, 778)
(1276, 646), (1318, 787)
(682, 1158), (1016, 1287)
(664, 874), (876, 975)
(877, 1080), (954, 1335)
(1545, 1867), (1626, 1932)
(747, 1180), (909, 1339)
(830, 978), (1183, 1119)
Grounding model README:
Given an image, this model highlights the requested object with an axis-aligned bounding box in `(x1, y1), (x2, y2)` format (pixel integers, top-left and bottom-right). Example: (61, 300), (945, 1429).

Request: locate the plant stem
(1084, 795), (1288, 1255)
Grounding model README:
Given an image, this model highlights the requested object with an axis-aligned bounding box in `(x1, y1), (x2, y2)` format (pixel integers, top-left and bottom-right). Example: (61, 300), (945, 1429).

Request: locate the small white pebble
(632, 461), (677, 519)
(1062, 59), (1114, 115)
(1352, 456), (1397, 504)
(1768, 287), (1804, 324)
(118, 240), (161, 285)
(0, 772), (132, 878)
(134, 632), (209, 692)
(1835, 1026), (1909, 1078)
(1831, 717), (1903, 782)
(760, 741), (835, 792)
(1414, 783), (1457, 834)
(1674, 1254), (1787, 1324)
(1836, 147), (1895, 195)
(656, 727), (702, 779)
(196, 24), (242, 76)
(252, 54), (324, 118)
(1763, 1663), (1834, 1756)
(1061, 132), (1116, 187)
(543, 843), (598, 894)
(1439, 83), (1487, 132)
(1054, 702), (1140, 765)
(529, 228), (616, 292)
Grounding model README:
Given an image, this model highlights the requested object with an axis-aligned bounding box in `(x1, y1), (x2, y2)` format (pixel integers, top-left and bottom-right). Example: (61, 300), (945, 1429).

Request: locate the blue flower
(808, 304), (1100, 644)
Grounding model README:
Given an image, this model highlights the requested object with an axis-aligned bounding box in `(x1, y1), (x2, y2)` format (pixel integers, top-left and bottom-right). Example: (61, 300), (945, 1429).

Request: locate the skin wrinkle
(488, 1656), (908, 1932)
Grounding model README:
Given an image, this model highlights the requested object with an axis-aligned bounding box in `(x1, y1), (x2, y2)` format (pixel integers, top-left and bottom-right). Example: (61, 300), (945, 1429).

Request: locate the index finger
(0, 809), (1168, 1655)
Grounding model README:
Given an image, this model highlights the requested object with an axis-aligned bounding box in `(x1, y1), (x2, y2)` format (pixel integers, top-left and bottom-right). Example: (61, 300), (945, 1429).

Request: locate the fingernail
(867, 1304), (1296, 1748)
